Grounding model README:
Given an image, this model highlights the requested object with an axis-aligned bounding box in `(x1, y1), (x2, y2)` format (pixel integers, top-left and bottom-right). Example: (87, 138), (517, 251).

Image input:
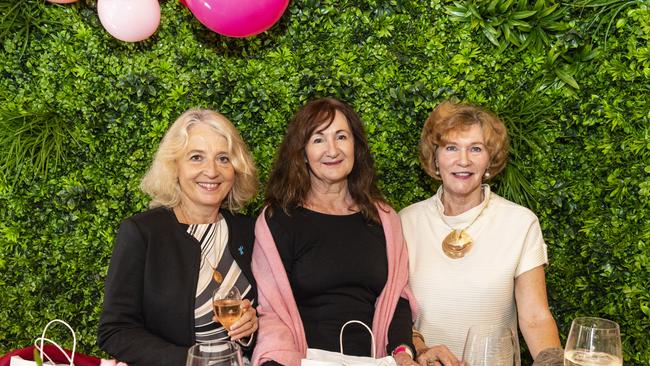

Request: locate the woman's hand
(393, 351), (418, 366)
(415, 345), (460, 366)
(217, 299), (258, 341)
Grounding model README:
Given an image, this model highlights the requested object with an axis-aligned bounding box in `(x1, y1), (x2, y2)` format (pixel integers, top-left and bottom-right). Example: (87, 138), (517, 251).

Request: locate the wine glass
(212, 286), (243, 331)
(564, 317), (622, 366)
(186, 340), (244, 366)
(461, 325), (520, 366)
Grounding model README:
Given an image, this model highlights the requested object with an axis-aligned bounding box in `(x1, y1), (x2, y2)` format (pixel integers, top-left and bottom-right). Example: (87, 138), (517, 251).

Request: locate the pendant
(441, 230), (473, 259)
(212, 269), (223, 283)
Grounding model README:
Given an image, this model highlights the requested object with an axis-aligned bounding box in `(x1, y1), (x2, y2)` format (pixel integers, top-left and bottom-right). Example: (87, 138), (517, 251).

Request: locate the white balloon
(97, 0), (160, 42)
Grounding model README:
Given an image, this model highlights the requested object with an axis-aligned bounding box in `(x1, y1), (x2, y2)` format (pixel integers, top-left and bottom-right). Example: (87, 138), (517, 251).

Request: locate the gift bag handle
(34, 319), (76, 366)
(339, 320), (376, 358)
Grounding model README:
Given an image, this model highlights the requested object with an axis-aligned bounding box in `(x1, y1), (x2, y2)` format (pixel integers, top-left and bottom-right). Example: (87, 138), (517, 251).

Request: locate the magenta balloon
(185, 0), (289, 38)
(97, 0), (160, 42)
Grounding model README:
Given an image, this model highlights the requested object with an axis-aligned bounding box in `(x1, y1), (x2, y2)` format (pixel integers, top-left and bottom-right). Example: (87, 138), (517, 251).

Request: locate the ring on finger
(426, 357), (439, 366)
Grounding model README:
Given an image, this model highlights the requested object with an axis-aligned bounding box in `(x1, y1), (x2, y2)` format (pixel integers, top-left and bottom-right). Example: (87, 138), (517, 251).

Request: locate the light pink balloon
(184, 0), (289, 38)
(97, 0), (161, 42)
(46, 0), (79, 3)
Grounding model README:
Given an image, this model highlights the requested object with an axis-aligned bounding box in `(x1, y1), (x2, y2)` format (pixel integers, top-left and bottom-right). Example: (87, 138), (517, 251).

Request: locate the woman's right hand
(415, 345), (460, 366)
(226, 298), (258, 341)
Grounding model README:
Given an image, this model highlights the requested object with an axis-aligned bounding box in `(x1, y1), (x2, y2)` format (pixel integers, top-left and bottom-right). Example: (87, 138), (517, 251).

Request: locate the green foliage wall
(1, 0), (648, 364)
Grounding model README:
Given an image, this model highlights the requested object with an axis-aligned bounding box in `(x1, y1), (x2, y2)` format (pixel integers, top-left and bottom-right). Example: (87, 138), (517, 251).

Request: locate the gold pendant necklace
(441, 230), (474, 259)
(212, 268), (223, 284)
(210, 219), (224, 284)
(176, 205), (225, 283)
(439, 187), (490, 259)
(210, 219), (223, 285)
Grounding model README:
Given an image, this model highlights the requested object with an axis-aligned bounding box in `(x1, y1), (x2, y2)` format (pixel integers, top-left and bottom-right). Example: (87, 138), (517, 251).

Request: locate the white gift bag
(10, 319), (76, 366)
(301, 320), (397, 366)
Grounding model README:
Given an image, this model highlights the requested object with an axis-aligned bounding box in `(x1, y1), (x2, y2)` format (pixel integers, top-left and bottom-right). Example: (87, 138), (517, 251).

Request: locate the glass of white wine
(564, 317), (622, 366)
(186, 340), (243, 366)
(461, 325), (520, 366)
(212, 286), (243, 331)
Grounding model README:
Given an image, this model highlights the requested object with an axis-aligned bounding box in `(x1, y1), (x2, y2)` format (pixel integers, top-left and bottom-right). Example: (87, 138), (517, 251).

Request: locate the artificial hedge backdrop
(0, 0), (648, 364)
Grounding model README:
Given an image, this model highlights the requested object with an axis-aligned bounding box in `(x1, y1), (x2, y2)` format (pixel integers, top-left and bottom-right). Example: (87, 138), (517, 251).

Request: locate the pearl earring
(484, 171), (490, 179)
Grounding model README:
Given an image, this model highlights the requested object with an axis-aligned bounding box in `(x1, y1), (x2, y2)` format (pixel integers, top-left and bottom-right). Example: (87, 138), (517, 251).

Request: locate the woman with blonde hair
(400, 101), (561, 365)
(98, 109), (259, 366)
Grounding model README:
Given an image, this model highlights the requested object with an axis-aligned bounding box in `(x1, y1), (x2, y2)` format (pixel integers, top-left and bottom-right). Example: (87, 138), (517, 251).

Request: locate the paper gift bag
(301, 320), (397, 366)
(5, 319), (99, 366)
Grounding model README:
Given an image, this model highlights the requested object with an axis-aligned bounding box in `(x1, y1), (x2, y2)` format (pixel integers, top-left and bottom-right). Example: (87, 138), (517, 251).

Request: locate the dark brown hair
(265, 97), (385, 223)
(420, 100), (509, 180)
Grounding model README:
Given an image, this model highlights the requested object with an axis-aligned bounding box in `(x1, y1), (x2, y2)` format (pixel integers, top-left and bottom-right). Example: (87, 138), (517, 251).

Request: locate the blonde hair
(420, 100), (509, 180)
(140, 109), (257, 212)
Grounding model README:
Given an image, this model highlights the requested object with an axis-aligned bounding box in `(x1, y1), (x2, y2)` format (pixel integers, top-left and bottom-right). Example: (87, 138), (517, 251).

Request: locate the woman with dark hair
(401, 101), (561, 366)
(251, 98), (417, 366)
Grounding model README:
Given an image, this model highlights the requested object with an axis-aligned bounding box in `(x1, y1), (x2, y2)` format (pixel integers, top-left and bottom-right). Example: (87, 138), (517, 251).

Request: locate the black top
(267, 206), (413, 357)
(97, 207), (256, 366)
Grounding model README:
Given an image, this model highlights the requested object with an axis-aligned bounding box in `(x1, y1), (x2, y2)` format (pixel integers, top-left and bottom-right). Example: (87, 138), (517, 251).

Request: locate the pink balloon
(46, 0), (79, 3)
(97, 0), (161, 42)
(184, 0), (289, 38)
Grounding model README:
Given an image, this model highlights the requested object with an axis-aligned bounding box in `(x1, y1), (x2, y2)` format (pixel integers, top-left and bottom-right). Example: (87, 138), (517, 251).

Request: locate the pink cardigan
(251, 203), (416, 366)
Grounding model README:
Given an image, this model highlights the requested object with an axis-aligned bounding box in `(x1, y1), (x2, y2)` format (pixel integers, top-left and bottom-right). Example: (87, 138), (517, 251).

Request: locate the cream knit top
(399, 185), (548, 358)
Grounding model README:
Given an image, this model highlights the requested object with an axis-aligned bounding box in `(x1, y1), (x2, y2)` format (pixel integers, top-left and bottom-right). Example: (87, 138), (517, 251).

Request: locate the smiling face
(436, 123), (491, 204)
(176, 123), (235, 216)
(305, 111), (355, 189)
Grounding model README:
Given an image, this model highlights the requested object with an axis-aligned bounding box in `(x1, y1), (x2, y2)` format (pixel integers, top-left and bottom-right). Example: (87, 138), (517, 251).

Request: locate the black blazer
(97, 207), (256, 366)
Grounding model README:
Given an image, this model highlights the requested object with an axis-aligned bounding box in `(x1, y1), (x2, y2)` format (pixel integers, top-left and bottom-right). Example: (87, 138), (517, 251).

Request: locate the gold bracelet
(412, 328), (425, 343)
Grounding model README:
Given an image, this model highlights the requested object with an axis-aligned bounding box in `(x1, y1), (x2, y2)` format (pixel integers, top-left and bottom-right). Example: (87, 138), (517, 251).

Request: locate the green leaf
(467, 4), (482, 19)
(510, 19), (532, 31)
(445, 6), (470, 18)
(33, 348), (43, 366)
(503, 22), (513, 42)
(641, 304), (650, 317)
(487, 0), (500, 14)
(482, 26), (502, 47)
(498, 0), (515, 13)
(545, 21), (569, 32)
(539, 3), (560, 18)
(512, 10), (538, 19)
(580, 46), (600, 61)
(555, 68), (580, 89)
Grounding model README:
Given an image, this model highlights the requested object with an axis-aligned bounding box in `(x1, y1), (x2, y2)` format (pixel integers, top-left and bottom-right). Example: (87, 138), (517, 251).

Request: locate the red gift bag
(0, 345), (100, 366)
(0, 320), (100, 366)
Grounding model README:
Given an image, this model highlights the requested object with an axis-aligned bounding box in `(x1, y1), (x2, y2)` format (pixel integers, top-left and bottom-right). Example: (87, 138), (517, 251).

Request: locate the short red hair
(419, 101), (509, 180)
